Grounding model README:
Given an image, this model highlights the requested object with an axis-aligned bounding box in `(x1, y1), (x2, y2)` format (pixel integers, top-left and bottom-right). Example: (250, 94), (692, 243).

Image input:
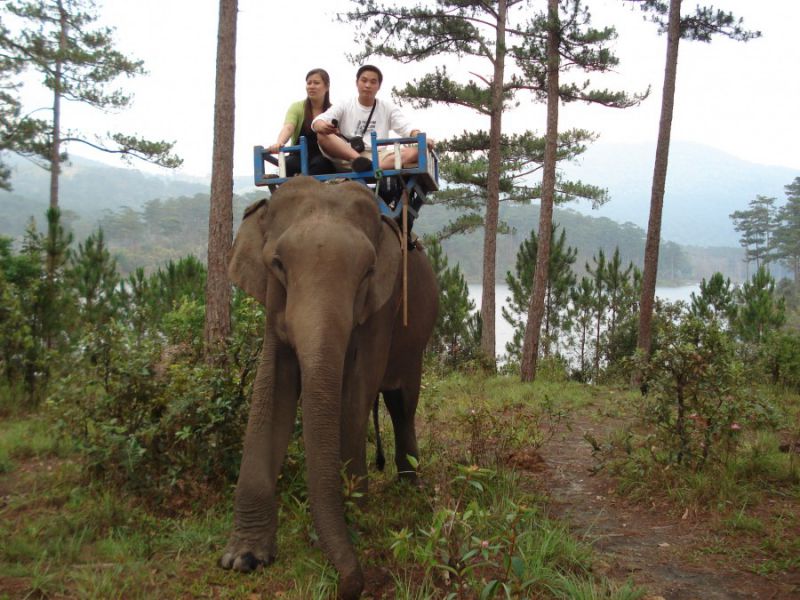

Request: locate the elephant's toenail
(238, 552), (263, 572)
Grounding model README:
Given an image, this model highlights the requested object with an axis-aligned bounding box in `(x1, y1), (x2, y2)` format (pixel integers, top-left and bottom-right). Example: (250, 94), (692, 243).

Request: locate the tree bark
(636, 0), (682, 365)
(204, 0), (237, 358)
(520, 0), (559, 382)
(479, 0), (507, 366)
(48, 0), (68, 212)
(46, 0), (67, 280)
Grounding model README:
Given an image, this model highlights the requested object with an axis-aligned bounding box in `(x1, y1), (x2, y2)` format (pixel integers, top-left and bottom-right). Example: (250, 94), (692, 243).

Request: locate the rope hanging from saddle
(401, 187), (408, 327)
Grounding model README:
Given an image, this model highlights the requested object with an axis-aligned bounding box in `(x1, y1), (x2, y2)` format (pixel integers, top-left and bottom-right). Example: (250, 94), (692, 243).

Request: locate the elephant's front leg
(220, 337), (299, 572)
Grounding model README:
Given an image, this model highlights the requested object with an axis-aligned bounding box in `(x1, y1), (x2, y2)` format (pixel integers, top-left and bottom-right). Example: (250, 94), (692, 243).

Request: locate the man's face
(356, 70), (381, 104)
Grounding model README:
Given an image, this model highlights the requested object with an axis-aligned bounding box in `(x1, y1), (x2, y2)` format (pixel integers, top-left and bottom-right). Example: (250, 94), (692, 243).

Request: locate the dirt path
(533, 414), (799, 600)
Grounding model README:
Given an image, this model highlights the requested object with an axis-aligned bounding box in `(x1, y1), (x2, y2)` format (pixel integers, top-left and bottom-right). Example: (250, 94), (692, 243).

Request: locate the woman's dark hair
(303, 68), (331, 131)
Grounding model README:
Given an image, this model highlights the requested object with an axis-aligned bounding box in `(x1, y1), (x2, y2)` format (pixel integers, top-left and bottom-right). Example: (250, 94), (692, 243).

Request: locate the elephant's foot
(396, 471), (424, 491)
(337, 565), (364, 600)
(219, 532), (276, 573)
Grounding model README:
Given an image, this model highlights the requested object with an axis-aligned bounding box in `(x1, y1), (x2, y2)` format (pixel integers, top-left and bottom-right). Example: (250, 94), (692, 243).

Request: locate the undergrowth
(1, 371), (645, 600)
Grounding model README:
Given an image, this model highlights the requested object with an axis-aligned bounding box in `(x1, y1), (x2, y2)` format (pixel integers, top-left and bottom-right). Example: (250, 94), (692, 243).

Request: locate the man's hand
(313, 120), (337, 135)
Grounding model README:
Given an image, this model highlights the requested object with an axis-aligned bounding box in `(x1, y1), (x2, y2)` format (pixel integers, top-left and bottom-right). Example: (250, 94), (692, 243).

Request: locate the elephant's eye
(271, 256), (285, 273)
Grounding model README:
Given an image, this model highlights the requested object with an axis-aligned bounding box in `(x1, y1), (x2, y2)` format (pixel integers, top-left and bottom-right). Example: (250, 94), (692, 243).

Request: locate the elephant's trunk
(295, 324), (364, 600)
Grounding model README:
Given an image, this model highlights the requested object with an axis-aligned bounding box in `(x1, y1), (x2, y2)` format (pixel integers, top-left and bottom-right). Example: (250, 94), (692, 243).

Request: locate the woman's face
(306, 74), (328, 100)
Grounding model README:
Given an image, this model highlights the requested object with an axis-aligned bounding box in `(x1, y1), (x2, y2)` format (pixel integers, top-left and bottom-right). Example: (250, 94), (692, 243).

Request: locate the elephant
(219, 176), (438, 599)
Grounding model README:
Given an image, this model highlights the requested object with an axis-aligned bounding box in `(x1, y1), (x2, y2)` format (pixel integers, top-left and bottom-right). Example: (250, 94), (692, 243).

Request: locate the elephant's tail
(373, 395), (385, 471)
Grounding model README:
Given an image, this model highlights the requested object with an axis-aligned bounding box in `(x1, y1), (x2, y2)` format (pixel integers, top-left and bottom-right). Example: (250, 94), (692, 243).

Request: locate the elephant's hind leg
(220, 341), (299, 572)
(382, 384), (421, 481)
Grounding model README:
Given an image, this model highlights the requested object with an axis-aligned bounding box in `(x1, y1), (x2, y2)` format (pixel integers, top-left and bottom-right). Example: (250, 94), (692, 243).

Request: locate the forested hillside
(419, 202), (719, 283)
(2, 189), (745, 283)
(0, 153), (752, 282)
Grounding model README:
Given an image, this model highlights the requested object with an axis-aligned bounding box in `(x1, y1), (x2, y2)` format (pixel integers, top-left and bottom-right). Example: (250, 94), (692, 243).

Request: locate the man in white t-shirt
(312, 65), (422, 172)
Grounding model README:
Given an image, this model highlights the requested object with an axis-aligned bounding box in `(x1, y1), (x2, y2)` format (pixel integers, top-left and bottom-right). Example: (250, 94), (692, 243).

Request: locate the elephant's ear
(360, 217), (402, 324)
(228, 199), (269, 306)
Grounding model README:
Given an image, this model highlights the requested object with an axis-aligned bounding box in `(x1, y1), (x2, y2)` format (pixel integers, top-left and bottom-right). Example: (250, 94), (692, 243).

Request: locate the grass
(0, 371), (650, 599)
(0, 415), (70, 474)
(591, 383), (800, 581)
(3, 370), (798, 598)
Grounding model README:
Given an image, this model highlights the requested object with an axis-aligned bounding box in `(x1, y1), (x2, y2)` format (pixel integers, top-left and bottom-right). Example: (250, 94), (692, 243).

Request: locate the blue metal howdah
(253, 132), (439, 222)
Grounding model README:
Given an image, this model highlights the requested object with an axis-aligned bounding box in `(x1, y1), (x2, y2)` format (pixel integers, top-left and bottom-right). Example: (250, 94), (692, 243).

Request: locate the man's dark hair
(356, 64), (383, 84)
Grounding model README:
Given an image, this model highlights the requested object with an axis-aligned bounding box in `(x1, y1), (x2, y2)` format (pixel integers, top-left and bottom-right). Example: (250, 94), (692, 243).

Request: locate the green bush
(634, 310), (767, 469)
(759, 330), (800, 391)
(49, 295), (264, 504)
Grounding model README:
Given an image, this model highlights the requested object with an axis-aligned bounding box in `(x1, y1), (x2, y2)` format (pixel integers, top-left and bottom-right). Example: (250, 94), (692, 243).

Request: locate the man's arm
(312, 104), (343, 135)
(388, 102), (420, 139)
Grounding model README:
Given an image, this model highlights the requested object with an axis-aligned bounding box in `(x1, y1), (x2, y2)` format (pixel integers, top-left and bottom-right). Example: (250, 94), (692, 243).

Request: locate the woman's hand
(266, 142), (282, 154)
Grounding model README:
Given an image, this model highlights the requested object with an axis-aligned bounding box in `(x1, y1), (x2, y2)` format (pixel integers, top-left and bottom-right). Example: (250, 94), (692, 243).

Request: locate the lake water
(467, 283), (699, 358)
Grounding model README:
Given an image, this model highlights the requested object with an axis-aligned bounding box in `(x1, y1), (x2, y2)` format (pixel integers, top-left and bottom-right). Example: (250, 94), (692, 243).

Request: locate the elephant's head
(230, 177), (403, 351)
(227, 176), (403, 598)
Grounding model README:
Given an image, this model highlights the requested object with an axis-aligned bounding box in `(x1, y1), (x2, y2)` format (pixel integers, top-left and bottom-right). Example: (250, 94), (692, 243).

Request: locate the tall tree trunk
(204, 0), (237, 358)
(636, 0), (681, 364)
(594, 304), (601, 380)
(520, 0), (559, 382)
(479, 0), (507, 365)
(48, 0), (67, 211)
(46, 1), (67, 281)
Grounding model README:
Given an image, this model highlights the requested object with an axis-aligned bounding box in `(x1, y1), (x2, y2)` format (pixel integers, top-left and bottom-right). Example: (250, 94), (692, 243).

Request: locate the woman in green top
(267, 68), (334, 176)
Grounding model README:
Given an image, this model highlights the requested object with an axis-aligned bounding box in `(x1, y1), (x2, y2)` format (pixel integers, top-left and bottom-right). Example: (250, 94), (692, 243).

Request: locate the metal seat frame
(253, 131), (438, 221)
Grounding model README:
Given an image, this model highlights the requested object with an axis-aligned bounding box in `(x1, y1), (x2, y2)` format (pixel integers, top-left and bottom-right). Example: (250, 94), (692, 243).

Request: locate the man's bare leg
(317, 133), (360, 162)
(379, 147), (418, 170)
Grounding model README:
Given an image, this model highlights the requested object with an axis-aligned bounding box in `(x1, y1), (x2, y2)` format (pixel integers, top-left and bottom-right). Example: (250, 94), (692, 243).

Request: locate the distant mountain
(0, 153), (263, 239)
(1, 154), (210, 214)
(562, 141), (798, 247)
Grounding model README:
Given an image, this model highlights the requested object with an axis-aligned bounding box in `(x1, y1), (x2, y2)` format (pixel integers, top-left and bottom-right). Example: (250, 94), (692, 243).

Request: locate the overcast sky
(13, 0), (800, 179)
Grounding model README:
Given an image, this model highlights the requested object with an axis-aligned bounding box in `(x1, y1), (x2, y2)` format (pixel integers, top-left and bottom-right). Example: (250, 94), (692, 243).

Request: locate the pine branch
(59, 134), (182, 169)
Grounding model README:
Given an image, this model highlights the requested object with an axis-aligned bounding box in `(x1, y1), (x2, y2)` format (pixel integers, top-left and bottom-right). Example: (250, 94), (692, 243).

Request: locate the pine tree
(433, 128), (607, 240)
(345, 1), (639, 367)
(566, 275), (594, 380)
(735, 266), (785, 345)
(122, 267), (152, 340)
(772, 178), (800, 284)
(502, 224), (576, 363)
(343, 0), (530, 364)
(517, 0), (644, 382)
(730, 195), (777, 272)
(689, 272), (735, 325)
(67, 227), (122, 383)
(2, 0), (181, 208)
(40, 207), (74, 350)
(585, 249), (607, 381)
(154, 256), (208, 314)
(68, 228), (121, 329)
(628, 0), (760, 364)
(204, 0), (238, 359)
(0, 238), (36, 387)
(426, 237), (480, 365)
(8, 211), (73, 399)
(603, 247), (636, 348)
(0, 21), (49, 190)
